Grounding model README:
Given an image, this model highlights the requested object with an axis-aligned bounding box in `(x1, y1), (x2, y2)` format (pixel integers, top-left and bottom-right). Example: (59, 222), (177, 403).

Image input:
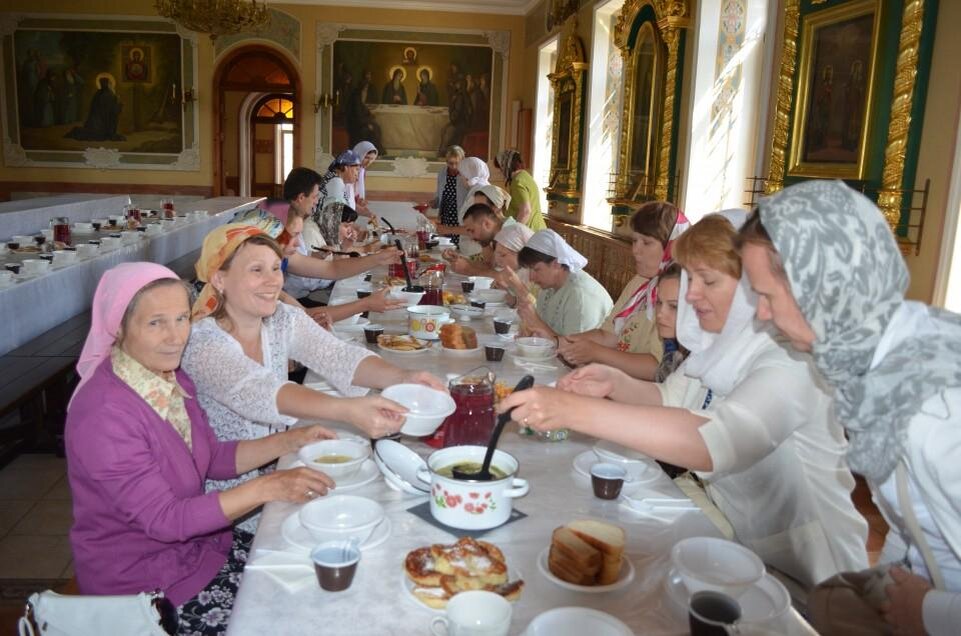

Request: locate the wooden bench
(0, 249), (202, 469)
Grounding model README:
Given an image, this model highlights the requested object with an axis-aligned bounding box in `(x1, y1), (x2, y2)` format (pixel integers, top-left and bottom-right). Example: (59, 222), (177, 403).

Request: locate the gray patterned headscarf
(757, 180), (961, 481)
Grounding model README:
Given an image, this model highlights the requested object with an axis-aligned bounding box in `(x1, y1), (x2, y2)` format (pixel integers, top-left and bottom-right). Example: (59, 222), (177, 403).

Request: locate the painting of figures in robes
(332, 40), (493, 160)
(13, 29), (183, 154)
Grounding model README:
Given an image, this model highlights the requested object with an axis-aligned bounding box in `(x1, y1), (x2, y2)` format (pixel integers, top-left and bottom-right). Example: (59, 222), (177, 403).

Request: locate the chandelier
(155, 0), (271, 41)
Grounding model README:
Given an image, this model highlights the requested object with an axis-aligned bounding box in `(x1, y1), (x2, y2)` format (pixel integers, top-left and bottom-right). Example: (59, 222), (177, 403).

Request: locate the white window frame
(532, 36), (559, 214)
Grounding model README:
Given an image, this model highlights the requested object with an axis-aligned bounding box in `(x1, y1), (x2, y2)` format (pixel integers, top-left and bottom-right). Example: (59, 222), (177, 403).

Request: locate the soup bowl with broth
(298, 438), (371, 479)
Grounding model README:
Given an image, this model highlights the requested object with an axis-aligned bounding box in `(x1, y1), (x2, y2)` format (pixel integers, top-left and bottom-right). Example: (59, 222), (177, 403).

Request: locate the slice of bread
(567, 519), (626, 585)
(548, 526), (601, 584)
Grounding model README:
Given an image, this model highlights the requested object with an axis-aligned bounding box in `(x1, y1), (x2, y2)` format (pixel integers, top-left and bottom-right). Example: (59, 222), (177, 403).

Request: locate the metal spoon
(453, 375), (535, 481)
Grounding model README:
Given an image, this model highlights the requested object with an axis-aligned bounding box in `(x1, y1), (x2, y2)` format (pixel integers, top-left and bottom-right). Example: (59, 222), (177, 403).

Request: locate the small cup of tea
(362, 272), (373, 282)
(689, 591), (742, 636)
(461, 280), (475, 293)
(356, 285), (372, 299)
(6, 242), (19, 251)
(311, 541), (361, 592)
(33, 235), (46, 247)
(363, 323), (385, 344)
(493, 318), (513, 335)
(590, 462), (631, 500)
(5, 263), (21, 274)
(484, 344), (506, 362)
(470, 299), (486, 310)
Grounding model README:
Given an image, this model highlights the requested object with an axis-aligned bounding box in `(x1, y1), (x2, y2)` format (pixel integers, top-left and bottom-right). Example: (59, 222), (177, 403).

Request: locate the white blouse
(657, 332), (869, 587)
(181, 302), (375, 530)
(868, 302), (961, 636)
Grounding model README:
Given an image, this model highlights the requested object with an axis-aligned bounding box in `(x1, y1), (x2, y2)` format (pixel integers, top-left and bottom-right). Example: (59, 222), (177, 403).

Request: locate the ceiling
(269, 0), (539, 16)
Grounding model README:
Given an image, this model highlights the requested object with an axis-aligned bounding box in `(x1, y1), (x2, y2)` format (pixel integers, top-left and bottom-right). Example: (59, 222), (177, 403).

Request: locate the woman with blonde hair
(182, 224), (444, 531)
(426, 145), (468, 244)
(500, 210), (868, 588)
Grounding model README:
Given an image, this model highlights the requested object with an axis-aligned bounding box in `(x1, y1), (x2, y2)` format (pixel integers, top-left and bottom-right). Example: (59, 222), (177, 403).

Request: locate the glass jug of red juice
(441, 368), (496, 448)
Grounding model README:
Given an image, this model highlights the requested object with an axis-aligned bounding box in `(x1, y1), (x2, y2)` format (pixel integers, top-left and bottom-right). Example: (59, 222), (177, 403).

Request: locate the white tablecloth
(0, 194), (131, 240)
(227, 270), (816, 635)
(365, 201), (423, 234)
(372, 105), (449, 153)
(0, 197), (262, 355)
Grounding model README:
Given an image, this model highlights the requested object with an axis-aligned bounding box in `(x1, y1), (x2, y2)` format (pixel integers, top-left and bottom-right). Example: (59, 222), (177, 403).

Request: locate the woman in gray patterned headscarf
(738, 179), (961, 636)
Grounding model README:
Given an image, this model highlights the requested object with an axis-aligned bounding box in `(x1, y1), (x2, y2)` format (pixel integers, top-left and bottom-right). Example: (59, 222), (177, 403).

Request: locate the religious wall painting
(13, 29), (183, 153)
(1, 16), (198, 170)
(331, 40), (493, 160)
(788, 0), (881, 180)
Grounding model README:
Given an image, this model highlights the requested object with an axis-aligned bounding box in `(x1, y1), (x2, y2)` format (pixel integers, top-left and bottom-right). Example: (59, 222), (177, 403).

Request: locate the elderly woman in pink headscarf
(66, 262), (336, 633)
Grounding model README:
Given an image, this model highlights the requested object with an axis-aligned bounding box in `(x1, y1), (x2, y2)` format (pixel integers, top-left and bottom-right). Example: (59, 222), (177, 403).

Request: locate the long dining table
(226, 251), (818, 635)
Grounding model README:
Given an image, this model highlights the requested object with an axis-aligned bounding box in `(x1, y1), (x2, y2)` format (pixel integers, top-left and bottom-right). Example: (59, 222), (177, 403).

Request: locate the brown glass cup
(485, 345), (505, 362)
(461, 280), (475, 293)
(493, 319), (512, 335)
(311, 542), (361, 592)
(590, 463), (629, 500)
(363, 324), (384, 344)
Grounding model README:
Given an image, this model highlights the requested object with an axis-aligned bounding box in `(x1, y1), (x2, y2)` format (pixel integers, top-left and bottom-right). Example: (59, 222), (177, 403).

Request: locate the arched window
(255, 97), (295, 122)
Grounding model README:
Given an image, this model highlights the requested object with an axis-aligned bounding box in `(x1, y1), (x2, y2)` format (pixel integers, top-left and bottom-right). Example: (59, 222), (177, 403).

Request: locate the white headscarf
(350, 141), (377, 201)
(494, 223), (534, 252)
(458, 157), (490, 187)
(525, 229), (588, 272)
(675, 209), (767, 396)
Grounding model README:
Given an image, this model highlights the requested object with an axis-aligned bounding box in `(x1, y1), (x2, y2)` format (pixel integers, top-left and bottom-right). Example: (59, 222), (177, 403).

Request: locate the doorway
(213, 45), (300, 197)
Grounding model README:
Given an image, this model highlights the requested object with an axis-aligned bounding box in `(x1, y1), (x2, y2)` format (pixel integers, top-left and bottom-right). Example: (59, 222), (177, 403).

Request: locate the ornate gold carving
(878, 0), (924, 229)
(609, 0), (690, 205)
(766, 0), (800, 193)
(546, 16), (588, 203)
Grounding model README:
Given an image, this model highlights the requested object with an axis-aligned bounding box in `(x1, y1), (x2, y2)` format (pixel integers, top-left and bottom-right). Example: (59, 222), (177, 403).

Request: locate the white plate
(333, 316), (370, 331)
(440, 345), (482, 356)
(536, 547), (635, 593)
(281, 511), (391, 553)
(571, 451), (658, 498)
(402, 567), (523, 614)
(523, 607), (633, 636)
(291, 457), (381, 491)
(377, 341), (432, 355)
(663, 567), (790, 623)
(510, 352), (558, 365)
(373, 440), (430, 495)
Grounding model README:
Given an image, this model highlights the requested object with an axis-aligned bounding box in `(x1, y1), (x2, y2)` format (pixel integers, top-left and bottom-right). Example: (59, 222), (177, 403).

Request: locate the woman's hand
(557, 337), (598, 367)
(880, 567), (930, 636)
(517, 301), (554, 339)
(259, 467), (336, 504)
(557, 363), (628, 400)
(401, 370), (447, 392)
(363, 287), (407, 313)
(280, 424), (338, 454)
(496, 386), (579, 432)
(493, 266), (525, 296)
(371, 246), (402, 266)
(341, 395), (408, 438)
(306, 307), (333, 330)
(339, 222), (358, 245)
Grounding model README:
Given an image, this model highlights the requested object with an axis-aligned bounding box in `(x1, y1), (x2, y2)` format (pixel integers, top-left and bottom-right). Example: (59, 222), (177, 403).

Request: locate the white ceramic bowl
(473, 289), (508, 304)
(523, 607), (633, 636)
(450, 304), (485, 321)
(671, 537), (766, 598)
(299, 495), (384, 543)
(298, 439), (370, 479)
(515, 336), (557, 359)
(381, 383), (456, 436)
(391, 289), (425, 305)
(468, 275), (494, 290)
(372, 439), (430, 495)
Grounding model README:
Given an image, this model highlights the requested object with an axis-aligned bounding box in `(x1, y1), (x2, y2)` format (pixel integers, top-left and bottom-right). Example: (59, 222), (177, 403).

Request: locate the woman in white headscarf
(492, 222), (536, 307)
(515, 229), (613, 336)
(737, 180), (961, 636)
(500, 211), (869, 589)
(345, 141), (378, 217)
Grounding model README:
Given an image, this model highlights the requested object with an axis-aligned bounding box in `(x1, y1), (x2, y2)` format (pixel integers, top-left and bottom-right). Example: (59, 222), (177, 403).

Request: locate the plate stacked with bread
(439, 323), (480, 355)
(538, 519), (635, 592)
(403, 537), (524, 610)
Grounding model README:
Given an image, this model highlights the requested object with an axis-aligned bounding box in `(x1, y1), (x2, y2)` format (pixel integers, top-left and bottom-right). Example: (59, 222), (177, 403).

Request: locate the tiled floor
(0, 454), (74, 581)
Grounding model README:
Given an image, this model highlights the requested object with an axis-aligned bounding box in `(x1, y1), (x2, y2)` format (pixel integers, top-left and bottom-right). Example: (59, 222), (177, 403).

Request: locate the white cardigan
(657, 332), (869, 587)
(868, 302), (961, 636)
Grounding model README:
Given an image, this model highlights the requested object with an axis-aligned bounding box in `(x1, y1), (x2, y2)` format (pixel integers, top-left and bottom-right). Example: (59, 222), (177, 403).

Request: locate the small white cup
(13, 235), (33, 246)
(21, 259), (50, 276)
(430, 591), (512, 636)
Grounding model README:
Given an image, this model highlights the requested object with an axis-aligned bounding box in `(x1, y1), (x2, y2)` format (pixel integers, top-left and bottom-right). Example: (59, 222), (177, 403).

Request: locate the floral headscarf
(612, 209), (691, 334)
(757, 180), (961, 481)
(191, 223), (269, 321)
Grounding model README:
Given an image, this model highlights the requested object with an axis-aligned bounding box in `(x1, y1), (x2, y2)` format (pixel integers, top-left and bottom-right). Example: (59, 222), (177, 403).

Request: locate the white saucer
(333, 316), (370, 331)
(440, 345), (482, 356)
(523, 607), (633, 636)
(377, 341), (432, 355)
(281, 511), (391, 553)
(536, 547), (635, 593)
(510, 352), (558, 366)
(663, 566), (790, 622)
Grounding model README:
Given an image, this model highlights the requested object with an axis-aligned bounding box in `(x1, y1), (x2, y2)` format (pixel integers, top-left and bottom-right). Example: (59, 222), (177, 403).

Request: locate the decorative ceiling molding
(266, 0), (541, 16)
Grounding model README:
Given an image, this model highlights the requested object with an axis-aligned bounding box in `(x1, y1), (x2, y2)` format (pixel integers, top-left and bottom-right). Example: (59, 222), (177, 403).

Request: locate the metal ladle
(453, 375), (535, 481)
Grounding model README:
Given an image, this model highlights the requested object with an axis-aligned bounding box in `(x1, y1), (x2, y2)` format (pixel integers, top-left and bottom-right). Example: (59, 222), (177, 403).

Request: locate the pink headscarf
(73, 262), (180, 400)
